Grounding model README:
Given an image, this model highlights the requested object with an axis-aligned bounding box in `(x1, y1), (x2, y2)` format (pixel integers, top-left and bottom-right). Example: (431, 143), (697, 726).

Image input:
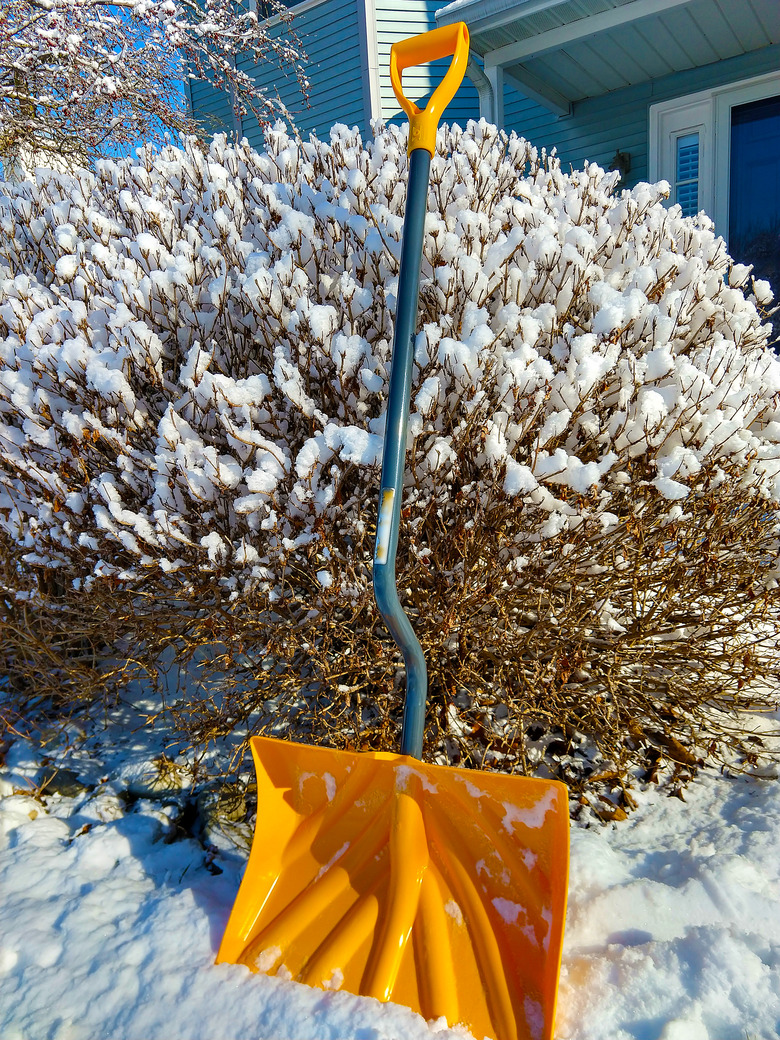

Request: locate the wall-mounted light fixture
(609, 150), (631, 182)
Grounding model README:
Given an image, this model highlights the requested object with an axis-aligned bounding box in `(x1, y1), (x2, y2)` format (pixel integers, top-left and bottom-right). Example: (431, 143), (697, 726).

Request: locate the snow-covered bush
(1, 122), (779, 807)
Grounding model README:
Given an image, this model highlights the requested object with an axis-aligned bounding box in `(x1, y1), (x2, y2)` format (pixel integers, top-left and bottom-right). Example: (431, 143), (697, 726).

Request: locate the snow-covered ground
(1, 690), (779, 1040)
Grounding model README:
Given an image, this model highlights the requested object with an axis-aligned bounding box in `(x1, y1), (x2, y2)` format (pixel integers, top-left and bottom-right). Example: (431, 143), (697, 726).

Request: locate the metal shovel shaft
(373, 147), (431, 759)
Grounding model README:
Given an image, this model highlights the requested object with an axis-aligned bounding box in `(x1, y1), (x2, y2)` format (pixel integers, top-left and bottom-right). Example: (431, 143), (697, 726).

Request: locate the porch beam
(504, 67), (571, 115)
(485, 63), (505, 126)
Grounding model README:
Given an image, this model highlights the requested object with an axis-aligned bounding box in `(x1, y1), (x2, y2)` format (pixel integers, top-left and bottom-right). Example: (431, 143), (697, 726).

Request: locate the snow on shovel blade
(217, 736), (569, 1040)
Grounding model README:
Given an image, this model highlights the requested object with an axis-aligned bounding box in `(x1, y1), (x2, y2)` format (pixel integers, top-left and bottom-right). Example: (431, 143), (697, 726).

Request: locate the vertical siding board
(737, 0), (775, 49)
(375, 0), (480, 129)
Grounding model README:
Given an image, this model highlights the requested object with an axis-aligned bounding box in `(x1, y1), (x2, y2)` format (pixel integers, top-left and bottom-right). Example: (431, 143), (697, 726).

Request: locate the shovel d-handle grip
(390, 22), (470, 156)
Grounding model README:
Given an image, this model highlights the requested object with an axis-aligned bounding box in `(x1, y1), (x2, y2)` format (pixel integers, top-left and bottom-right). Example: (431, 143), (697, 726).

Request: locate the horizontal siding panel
(506, 98), (648, 181)
(272, 94), (366, 138)
(298, 81), (366, 124)
(241, 103), (371, 145)
(237, 2), (361, 78)
(189, 79), (235, 135)
(301, 42), (363, 77)
(194, 0), (365, 144)
(377, 75), (479, 130)
(376, 0), (437, 120)
(375, 0), (435, 11)
(297, 6), (359, 35)
(287, 0), (364, 134)
(504, 92), (559, 133)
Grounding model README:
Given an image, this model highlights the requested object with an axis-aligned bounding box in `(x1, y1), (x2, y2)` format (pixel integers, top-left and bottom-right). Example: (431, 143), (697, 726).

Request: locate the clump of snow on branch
(1, 120), (779, 789)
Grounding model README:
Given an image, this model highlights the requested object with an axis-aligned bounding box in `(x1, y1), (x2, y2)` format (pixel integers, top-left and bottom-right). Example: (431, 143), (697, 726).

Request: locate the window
(675, 132), (700, 217)
(649, 95), (712, 217)
(650, 73), (780, 326)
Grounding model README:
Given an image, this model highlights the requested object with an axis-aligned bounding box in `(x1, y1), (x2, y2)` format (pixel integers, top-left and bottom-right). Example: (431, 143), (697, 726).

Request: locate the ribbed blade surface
(218, 737), (569, 1040)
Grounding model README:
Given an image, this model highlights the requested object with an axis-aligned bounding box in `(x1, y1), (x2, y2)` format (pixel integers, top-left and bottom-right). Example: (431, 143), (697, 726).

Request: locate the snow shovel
(217, 23), (569, 1040)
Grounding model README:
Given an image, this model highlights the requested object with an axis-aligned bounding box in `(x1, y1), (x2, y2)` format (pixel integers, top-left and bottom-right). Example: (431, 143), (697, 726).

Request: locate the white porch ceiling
(436, 0), (780, 112)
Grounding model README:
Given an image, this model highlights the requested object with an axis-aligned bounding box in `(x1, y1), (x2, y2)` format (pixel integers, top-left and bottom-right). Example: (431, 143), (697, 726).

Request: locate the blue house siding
(188, 0), (488, 148)
(189, 76), (240, 140)
(236, 0), (367, 143)
(502, 43), (780, 188)
(189, 2), (776, 174)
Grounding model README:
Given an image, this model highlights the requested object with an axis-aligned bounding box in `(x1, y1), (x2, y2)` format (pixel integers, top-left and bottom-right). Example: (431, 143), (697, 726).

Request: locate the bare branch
(0, 0), (308, 172)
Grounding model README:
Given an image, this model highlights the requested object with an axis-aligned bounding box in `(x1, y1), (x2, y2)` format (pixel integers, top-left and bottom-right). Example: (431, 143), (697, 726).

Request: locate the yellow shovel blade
(218, 736), (569, 1040)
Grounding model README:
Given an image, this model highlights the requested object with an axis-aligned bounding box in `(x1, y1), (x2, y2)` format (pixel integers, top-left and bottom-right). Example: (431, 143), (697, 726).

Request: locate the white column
(466, 58), (495, 124)
(485, 63), (504, 127)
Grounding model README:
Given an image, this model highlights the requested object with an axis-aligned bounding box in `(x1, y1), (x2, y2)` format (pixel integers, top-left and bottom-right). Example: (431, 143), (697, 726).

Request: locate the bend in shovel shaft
(374, 147), (431, 760)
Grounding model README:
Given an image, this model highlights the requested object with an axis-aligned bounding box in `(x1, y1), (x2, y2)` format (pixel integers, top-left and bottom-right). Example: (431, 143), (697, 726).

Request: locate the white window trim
(649, 71), (780, 246)
(650, 96), (713, 215)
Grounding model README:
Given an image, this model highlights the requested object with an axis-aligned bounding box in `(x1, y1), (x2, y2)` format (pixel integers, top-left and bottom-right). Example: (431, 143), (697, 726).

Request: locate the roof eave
(436, 0), (570, 34)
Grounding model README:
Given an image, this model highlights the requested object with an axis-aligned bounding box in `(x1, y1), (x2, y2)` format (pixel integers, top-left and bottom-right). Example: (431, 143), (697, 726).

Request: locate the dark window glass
(730, 94), (780, 344)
